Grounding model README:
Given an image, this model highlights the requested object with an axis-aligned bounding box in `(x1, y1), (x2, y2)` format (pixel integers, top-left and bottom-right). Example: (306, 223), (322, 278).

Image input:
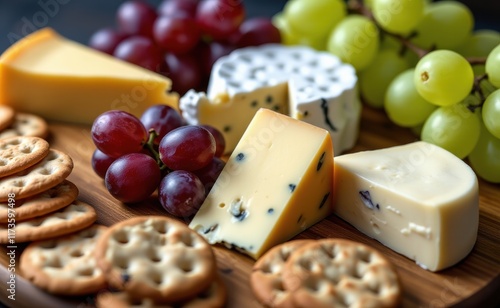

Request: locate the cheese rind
(180, 44), (360, 155)
(0, 28), (178, 124)
(333, 141), (479, 271)
(189, 108), (334, 259)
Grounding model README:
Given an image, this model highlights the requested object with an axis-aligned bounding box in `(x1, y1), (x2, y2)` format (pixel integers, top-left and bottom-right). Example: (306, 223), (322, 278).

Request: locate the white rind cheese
(180, 44), (360, 155)
(333, 141), (479, 271)
(189, 108), (334, 259)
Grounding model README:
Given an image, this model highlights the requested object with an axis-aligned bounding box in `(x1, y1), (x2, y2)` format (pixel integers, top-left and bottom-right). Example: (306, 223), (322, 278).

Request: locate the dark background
(0, 0), (499, 52)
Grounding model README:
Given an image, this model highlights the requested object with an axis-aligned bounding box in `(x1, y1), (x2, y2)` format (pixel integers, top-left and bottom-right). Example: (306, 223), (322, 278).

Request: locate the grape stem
(467, 57), (487, 66)
(348, 0), (489, 109)
(144, 129), (170, 172)
(347, 0), (487, 64)
(468, 74), (489, 111)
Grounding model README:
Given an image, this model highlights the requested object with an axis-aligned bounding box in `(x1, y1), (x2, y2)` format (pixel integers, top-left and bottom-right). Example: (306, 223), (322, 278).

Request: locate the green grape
(485, 44), (500, 88)
(327, 15), (380, 71)
(456, 30), (500, 75)
(482, 89), (500, 139)
(411, 124), (423, 137)
(414, 50), (474, 106)
(359, 49), (409, 108)
(283, 0), (346, 39)
(456, 30), (500, 58)
(364, 0), (374, 9)
(384, 69), (436, 127)
(468, 122), (500, 183)
(480, 79), (498, 98)
(421, 103), (481, 159)
(372, 0), (425, 35)
(380, 34), (400, 51)
(272, 13), (326, 50)
(412, 1), (474, 50)
(380, 35), (420, 67)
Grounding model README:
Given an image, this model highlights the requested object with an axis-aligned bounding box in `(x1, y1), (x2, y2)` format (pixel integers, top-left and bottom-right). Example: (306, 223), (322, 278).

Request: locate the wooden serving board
(1, 107), (499, 308)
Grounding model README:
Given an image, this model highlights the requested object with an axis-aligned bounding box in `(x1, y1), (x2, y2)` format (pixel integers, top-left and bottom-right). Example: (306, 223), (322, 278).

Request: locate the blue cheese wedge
(333, 141), (479, 271)
(189, 108), (334, 259)
(180, 44), (360, 155)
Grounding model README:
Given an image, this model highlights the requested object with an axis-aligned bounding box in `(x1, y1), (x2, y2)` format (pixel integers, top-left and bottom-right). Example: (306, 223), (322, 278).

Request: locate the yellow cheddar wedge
(189, 108), (334, 259)
(0, 28), (178, 124)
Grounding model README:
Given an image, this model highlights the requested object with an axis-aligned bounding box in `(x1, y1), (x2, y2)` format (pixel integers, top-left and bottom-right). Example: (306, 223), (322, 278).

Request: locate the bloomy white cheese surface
(333, 141), (479, 271)
(180, 44), (360, 155)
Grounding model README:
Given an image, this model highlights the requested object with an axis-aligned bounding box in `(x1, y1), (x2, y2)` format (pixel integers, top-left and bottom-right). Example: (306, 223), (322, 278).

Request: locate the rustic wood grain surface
(0, 106), (499, 308)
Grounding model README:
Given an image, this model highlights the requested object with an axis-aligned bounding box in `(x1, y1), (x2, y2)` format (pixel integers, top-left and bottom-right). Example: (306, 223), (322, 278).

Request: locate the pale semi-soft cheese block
(333, 141), (479, 271)
(189, 108), (334, 259)
(0, 28), (178, 124)
(180, 44), (360, 155)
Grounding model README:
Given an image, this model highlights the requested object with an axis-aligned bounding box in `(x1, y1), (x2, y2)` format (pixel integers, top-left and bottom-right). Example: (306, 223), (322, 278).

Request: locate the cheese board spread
(0, 0), (499, 306)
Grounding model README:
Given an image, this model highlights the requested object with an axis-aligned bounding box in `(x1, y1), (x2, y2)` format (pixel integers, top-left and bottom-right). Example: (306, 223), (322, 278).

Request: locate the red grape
(88, 28), (127, 55)
(158, 170), (205, 217)
(153, 15), (200, 54)
(159, 125), (215, 171)
(198, 40), (235, 78)
(158, 0), (200, 18)
(196, 0), (245, 40)
(236, 17), (281, 47)
(140, 104), (184, 143)
(193, 157), (225, 195)
(200, 125), (225, 157)
(116, 0), (157, 37)
(105, 153), (161, 203)
(113, 36), (165, 72)
(91, 110), (148, 158)
(91, 149), (116, 178)
(164, 52), (202, 95)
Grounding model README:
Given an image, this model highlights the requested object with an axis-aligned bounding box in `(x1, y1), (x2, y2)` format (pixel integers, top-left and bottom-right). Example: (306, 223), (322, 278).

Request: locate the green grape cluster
(273, 0), (500, 183)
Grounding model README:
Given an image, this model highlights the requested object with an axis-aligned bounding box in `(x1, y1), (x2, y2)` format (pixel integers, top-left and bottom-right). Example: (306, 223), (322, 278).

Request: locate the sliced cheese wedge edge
(0, 28), (178, 124)
(333, 141), (479, 271)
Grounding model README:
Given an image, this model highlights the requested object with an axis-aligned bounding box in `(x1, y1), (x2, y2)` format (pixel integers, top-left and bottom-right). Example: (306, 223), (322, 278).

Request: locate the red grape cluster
(88, 0), (281, 95)
(90, 105), (226, 218)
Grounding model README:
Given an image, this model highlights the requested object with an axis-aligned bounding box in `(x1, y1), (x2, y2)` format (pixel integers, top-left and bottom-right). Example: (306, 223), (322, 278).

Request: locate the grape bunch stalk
(274, 0), (500, 183)
(90, 105), (226, 218)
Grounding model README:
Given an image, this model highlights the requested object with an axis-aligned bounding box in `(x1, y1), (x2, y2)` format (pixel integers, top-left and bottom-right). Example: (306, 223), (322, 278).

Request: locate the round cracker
(0, 112), (49, 140)
(281, 239), (401, 308)
(0, 200), (97, 243)
(251, 239), (313, 307)
(0, 105), (15, 132)
(95, 276), (227, 308)
(0, 136), (50, 177)
(0, 180), (79, 223)
(95, 216), (217, 303)
(0, 149), (73, 201)
(19, 224), (108, 296)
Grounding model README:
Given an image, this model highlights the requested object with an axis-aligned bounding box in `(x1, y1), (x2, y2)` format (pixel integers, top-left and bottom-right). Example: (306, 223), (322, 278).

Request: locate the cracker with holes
(0, 200), (97, 243)
(281, 239), (401, 308)
(251, 239), (313, 308)
(96, 275), (227, 308)
(0, 149), (73, 201)
(19, 224), (108, 295)
(0, 106), (15, 132)
(94, 216), (217, 303)
(0, 112), (49, 140)
(0, 136), (50, 177)
(0, 180), (79, 223)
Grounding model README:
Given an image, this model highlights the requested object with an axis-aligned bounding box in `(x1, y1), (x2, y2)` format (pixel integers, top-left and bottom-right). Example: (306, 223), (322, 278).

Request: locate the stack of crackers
(12, 215), (226, 306)
(250, 238), (402, 308)
(0, 106), (49, 140)
(0, 135), (97, 244)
